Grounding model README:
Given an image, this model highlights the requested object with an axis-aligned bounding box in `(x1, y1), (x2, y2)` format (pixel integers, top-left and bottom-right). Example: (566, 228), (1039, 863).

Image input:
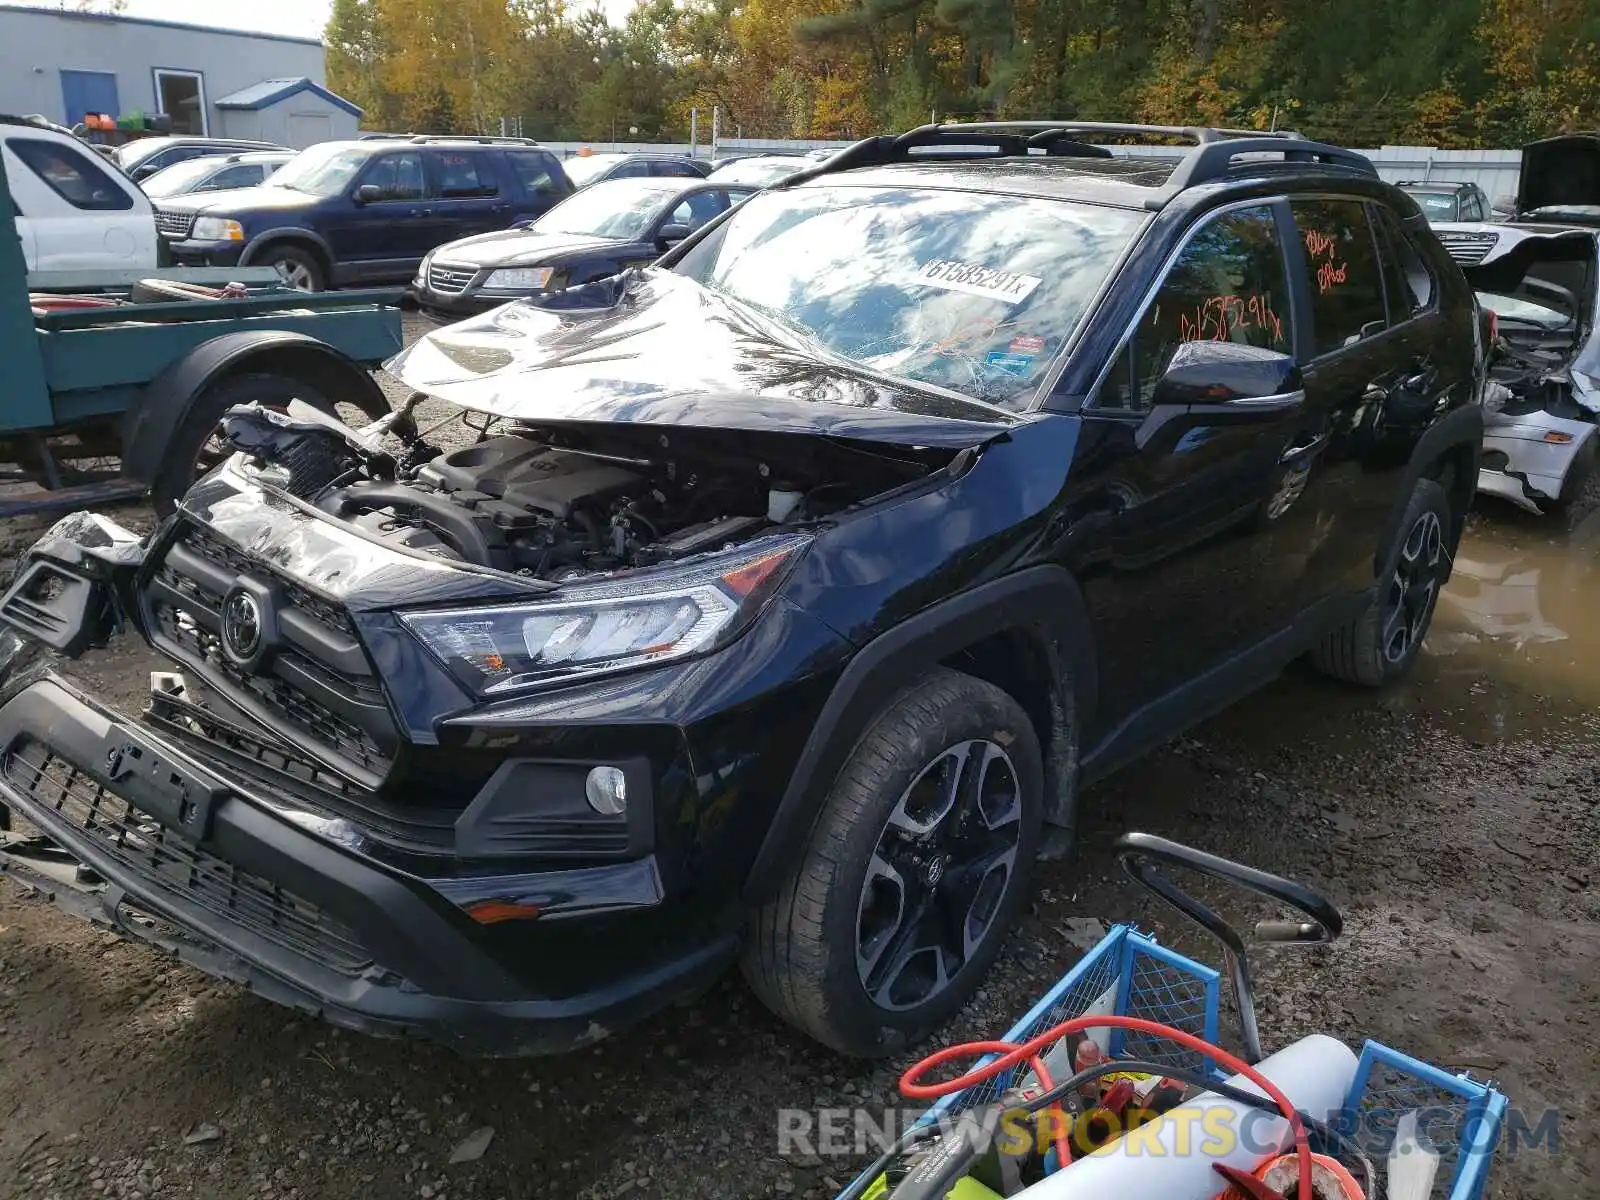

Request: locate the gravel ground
(0, 326), (1594, 1199)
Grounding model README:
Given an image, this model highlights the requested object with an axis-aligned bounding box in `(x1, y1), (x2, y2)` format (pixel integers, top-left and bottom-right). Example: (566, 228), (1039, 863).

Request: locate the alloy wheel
(855, 739), (1023, 1011)
(276, 259), (316, 291)
(1380, 509), (1444, 664)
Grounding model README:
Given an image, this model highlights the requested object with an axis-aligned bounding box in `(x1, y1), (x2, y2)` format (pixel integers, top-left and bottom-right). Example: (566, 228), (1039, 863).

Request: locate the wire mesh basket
(839, 923), (1505, 1200)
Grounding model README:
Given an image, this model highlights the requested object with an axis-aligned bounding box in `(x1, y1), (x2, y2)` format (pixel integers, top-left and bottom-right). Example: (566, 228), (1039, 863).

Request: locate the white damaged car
(1433, 134), (1600, 514)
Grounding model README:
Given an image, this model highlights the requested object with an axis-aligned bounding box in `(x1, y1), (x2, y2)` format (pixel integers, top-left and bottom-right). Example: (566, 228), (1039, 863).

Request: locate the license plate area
(102, 726), (226, 841)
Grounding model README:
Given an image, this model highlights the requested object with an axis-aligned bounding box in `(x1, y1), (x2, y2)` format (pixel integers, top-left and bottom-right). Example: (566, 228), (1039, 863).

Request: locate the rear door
(3, 133), (154, 270)
(424, 148), (512, 244)
(1279, 197), (1446, 611)
(1076, 200), (1310, 726)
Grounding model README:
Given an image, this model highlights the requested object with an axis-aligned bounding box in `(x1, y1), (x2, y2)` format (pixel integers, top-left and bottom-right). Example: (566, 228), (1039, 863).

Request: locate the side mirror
(657, 222), (691, 246)
(1492, 194), (1516, 216)
(1150, 341), (1303, 410)
(354, 184), (383, 204)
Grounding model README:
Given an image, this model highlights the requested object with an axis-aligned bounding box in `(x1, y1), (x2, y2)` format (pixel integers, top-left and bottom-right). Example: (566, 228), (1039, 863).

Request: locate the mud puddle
(1406, 509), (1600, 743)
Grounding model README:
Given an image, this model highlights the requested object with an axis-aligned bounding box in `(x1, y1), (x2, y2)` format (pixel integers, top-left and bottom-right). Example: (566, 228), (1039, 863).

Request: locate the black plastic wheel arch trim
(741, 565), (1096, 904)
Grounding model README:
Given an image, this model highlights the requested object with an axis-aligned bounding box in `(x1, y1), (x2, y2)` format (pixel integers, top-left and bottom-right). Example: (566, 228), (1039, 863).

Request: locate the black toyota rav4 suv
(0, 123), (1483, 1058)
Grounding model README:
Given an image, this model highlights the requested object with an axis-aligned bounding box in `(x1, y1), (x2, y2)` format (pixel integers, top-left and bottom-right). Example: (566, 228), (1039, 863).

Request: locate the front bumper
(409, 284), (518, 321)
(0, 669), (735, 1055)
(165, 238), (246, 268)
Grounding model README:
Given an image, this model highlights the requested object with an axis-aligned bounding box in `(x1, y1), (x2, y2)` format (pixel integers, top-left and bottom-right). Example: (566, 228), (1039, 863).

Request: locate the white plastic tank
(1022, 1034), (1359, 1200)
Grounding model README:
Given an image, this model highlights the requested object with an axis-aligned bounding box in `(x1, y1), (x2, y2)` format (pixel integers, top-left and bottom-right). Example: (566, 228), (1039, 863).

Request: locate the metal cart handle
(1114, 832), (1343, 1064)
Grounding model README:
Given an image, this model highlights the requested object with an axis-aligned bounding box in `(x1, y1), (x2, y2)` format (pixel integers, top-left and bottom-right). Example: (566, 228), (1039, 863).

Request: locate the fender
(1375, 401), (1484, 576)
(742, 564), (1097, 903)
(240, 226), (336, 269)
(122, 330), (392, 486)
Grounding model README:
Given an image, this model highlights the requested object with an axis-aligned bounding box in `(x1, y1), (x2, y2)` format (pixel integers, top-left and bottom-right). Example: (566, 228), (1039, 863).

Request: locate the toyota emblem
(222, 589), (264, 660)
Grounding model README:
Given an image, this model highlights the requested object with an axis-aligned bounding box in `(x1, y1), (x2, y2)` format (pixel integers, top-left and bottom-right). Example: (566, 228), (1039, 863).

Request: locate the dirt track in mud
(0, 349), (1596, 1199)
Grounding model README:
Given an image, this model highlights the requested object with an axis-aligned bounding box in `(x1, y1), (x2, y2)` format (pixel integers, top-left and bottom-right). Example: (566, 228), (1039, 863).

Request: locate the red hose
(1022, 1054), (1074, 1176)
(899, 1014), (1313, 1200)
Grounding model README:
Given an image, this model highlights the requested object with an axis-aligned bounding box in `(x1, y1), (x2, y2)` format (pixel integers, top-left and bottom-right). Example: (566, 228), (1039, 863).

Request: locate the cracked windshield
(676, 185), (1146, 408)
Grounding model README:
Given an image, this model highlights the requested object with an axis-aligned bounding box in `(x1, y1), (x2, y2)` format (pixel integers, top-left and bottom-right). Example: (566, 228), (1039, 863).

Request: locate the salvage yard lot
(0, 336), (1596, 1200)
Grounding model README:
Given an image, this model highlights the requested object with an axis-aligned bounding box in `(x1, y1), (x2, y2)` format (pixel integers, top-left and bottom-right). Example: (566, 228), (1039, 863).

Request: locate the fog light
(585, 766), (627, 815)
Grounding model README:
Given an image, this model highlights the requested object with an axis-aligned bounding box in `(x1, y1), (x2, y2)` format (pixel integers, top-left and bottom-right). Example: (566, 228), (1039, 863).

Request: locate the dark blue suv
(154, 136), (573, 291)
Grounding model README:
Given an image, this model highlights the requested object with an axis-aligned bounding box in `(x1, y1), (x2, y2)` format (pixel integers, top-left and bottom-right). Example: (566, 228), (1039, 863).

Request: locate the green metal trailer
(1, 156), (402, 517)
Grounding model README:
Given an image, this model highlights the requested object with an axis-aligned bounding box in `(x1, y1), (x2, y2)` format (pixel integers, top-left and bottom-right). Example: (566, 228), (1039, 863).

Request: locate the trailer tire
(150, 371), (336, 514)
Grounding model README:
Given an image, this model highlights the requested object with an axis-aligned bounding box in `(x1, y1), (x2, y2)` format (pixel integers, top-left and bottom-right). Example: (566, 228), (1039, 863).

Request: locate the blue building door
(60, 70), (119, 124)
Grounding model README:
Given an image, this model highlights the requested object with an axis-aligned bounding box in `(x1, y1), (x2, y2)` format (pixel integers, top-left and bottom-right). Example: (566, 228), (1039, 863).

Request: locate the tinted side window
(668, 190), (728, 231)
(506, 150), (560, 195)
(659, 160), (701, 178)
(361, 152), (424, 201)
(611, 160), (649, 179)
(1097, 204), (1289, 412)
(10, 138), (133, 210)
(1290, 199), (1389, 355)
(203, 164), (261, 191)
(435, 150), (498, 198)
(1372, 205), (1435, 316)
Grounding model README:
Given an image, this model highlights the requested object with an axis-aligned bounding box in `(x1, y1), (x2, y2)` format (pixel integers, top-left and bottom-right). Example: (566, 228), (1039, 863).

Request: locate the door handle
(408, 207), (433, 217)
(1280, 432), (1328, 464)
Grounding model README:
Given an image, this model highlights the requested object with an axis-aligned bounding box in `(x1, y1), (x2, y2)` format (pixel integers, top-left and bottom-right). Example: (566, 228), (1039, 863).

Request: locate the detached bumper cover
(1478, 412), (1598, 511)
(0, 671), (733, 1055)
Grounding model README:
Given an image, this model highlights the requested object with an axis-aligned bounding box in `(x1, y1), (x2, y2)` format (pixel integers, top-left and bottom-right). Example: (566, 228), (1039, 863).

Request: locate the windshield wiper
(702, 286), (1018, 419)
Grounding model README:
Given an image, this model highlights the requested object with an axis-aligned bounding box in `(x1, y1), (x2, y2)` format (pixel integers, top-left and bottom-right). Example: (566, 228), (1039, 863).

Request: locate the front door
(1072, 201), (1311, 735)
(327, 150), (432, 278)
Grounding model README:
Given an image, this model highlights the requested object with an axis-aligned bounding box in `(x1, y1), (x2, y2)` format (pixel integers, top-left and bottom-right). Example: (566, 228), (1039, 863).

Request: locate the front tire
(743, 668), (1044, 1056)
(257, 244), (325, 292)
(1311, 477), (1451, 686)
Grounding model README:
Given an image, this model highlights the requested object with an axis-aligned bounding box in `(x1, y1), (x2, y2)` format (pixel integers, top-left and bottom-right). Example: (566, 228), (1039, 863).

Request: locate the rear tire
(255, 244), (325, 292)
(1311, 477), (1451, 686)
(149, 372), (336, 515)
(742, 668), (1044, 1057)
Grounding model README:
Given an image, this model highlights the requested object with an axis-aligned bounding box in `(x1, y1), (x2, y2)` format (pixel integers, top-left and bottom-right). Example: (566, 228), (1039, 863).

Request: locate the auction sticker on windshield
(915, 259), (1042, 304)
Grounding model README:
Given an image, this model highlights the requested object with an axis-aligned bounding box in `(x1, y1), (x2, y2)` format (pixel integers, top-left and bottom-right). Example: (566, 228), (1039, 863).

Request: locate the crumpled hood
(387, 270), (1021, 449)
(430, 229), (630, 269)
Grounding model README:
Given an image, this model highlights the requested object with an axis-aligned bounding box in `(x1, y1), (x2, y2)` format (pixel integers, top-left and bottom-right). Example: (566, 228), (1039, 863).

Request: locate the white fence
(541, 137), (1523, 201)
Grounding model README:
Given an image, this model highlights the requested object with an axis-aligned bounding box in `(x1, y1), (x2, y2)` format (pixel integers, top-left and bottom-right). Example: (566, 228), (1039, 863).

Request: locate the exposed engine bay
(1469, 233), (1599, 419)
(217, 399), (949, 581)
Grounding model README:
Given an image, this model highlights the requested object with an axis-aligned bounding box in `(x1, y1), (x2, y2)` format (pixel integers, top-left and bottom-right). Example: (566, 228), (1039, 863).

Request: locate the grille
(146, 524), (394, 780)
(427, 262), (479, 294)
(1435, 230), (1498, 266)
(153, 208), (193, 238)
(3, 740), (373, 975)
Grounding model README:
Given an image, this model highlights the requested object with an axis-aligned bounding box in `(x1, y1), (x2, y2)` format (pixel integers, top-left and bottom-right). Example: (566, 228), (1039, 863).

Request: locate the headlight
(483, 266), (554, 291)
(415, 251), (434, 285)
(191, 217), (244, 242)
(400, 534), (807, 694)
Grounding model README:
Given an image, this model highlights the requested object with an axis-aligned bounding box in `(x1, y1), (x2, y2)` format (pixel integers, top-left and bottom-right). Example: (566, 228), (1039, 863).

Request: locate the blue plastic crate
(838, 923), (1505, 1200)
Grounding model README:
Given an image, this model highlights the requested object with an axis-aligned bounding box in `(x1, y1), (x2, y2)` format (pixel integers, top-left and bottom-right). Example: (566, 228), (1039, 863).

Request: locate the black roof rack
(784, 120), (1377, 207)
(358, 132), (541, 146)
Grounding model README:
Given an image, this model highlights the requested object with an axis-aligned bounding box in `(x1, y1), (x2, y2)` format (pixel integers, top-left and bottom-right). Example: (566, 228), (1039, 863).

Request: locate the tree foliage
(327, 0), (1600, 145)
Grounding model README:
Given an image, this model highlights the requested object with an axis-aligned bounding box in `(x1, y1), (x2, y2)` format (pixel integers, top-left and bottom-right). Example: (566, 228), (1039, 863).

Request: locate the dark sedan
(561, 152), (710, 188)
(413, 177), (755, 318)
